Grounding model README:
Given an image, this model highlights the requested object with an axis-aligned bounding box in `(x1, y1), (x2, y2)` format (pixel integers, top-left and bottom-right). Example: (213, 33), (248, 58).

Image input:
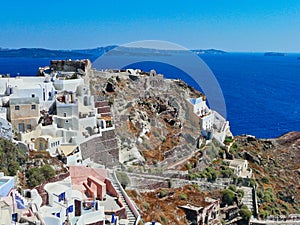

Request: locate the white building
(187, 97), (214, 131)
(59, 145), (83, 166)
(213, 111), (231, 144)
(0, 76), (56, 109)
(187, 97), (231, 144)
(227, 159), (252, 178)
(53, 76), (84, 92)
(41, 181), (76, 225)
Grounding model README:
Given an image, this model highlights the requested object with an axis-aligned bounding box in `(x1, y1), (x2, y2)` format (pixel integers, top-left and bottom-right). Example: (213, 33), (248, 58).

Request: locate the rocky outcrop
(50, 59), (91, 72)
(235, 132), (300, 214)
(89, 71), (203, 168)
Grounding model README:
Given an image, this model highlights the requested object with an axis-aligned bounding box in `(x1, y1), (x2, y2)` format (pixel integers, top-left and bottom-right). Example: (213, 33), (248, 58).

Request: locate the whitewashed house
(187, 97), (231, 144)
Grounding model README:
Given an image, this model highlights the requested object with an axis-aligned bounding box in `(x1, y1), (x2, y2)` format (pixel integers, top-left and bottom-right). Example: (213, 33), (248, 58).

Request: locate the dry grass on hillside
(127, 184), (221, 225)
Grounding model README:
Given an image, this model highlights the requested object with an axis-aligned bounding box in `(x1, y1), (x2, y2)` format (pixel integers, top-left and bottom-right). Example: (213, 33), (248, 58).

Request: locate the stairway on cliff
(109, 172), (137, 225)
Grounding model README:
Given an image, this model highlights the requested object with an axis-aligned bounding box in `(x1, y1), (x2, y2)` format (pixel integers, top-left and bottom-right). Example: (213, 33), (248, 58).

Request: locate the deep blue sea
(0, 53), (299, 138)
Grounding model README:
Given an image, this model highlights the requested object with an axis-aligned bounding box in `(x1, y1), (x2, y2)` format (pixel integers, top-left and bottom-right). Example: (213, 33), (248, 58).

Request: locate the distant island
(192, 49), (227, 54)
(264, 52), (286, 56)
(0, 46), (116, 59)
(0, 46), (227, 59)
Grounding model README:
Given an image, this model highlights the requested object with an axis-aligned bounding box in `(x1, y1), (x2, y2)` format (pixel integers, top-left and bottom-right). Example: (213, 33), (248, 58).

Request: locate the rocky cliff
(88, 69), (300, 224)
(89, 70), (209, 170)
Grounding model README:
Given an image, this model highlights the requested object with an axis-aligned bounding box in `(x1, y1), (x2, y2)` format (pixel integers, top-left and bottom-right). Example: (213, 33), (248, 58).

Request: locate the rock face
(87, 70), (300, 223)
(235, 132), (300, 213)
(89, 71), (204, 168)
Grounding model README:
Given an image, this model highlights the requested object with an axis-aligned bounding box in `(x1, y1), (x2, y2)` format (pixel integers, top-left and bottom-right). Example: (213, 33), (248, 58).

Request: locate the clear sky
(1, 0), (300, 52)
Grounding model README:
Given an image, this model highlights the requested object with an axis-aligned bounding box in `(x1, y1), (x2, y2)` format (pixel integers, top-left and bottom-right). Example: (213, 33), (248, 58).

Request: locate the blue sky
(1, 0), (300, 52)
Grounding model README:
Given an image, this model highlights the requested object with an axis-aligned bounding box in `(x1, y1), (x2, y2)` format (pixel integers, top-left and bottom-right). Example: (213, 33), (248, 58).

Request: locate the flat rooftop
(98, 195), (120, 211)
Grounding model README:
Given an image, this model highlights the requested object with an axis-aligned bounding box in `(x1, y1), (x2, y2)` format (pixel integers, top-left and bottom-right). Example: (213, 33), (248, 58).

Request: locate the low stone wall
(80, 130), (119, 168)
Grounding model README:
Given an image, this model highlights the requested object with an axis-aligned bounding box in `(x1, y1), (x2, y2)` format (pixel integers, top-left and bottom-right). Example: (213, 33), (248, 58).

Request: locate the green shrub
(224, 136), (233, 145)
(239, 205), (252, 222)
(188, 173), (197, 180)
(40, 165), (56, 180)
(261, 176), (270, 184)
(26, 165), (56, 188)
(26, 168), (46, 187)
(161, 215), (168, 223)
(0, 138), (26, 176)
(108, 97), (114, 106)
(116, 171), (130, 189)
(229, 185), (237, 192)
(179, 193), (188, 200)
(259, 210), (270, 219)
(257, 188), (264, 198)
(158, 189), (169, 198)
(204, 167), (219, 182)
(142, 202), (150, 210)
(186, 162), (192, 171)
(263, 188), (275, 203)
(220, 167), (234, 178)
(237, 189), (245, 198)
(250, 178), (256, 187)
(193, 183), (201, 192)
(282, 202), (289, 210)
(222, 189), (236, 206)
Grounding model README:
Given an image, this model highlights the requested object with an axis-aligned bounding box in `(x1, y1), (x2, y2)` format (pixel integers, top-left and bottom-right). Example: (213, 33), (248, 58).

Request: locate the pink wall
(87, 176), (106, 200)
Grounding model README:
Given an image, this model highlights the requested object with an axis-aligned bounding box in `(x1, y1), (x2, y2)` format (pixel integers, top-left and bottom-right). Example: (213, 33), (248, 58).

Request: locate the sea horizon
(0, 52), (299, 139)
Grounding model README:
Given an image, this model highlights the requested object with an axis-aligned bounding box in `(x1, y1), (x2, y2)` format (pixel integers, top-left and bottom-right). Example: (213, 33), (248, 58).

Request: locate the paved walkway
(240, 187), (253, 211)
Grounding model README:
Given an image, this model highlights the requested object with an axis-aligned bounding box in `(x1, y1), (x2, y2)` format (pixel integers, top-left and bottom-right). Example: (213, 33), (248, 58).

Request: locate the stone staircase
(109, 173), (137, 225)
(240, 187), (254, 212)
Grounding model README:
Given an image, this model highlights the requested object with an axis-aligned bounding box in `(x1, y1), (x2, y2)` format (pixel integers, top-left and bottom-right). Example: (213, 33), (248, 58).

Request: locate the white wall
(53, 79), (83, 92)
(200, 113), (214, 131)
(0, 77), (55, 103)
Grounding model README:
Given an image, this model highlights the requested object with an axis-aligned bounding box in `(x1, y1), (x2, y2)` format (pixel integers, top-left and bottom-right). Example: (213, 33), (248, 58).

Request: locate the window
(18, 123), (24, 132)
(31, 94), (35, 98)
(31, 105), (36, 110)
(27, 124), (31, 130)
(65, 120), (69, 123)
(63, 112), (67, 117)
(15, 105), (20, 110)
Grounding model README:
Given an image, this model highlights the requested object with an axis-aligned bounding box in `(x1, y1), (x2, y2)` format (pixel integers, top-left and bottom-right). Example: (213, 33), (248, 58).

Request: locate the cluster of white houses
(0, 60), (142, 225)
(0, 166), (139, 225)
(0, 60), (115, 166)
